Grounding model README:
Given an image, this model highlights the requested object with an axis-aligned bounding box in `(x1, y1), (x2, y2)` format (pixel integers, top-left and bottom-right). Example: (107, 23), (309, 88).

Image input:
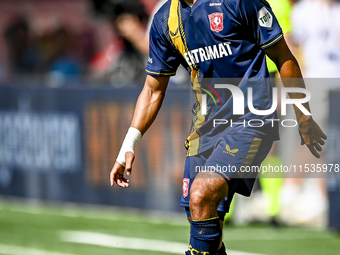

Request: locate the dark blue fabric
(186, 217), (221, 255)
(146, 0), (282, 153)
(146, 0), (282, 79)
(180, 130), (274, 212)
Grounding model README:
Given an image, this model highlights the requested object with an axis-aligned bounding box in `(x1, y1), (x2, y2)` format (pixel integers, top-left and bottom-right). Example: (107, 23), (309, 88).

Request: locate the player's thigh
(180, 133), (273, 213)
(190, 170), (228, 206)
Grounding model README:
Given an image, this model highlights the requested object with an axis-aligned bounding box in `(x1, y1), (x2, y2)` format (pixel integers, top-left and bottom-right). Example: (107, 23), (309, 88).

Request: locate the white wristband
(116, 127), (142, 167)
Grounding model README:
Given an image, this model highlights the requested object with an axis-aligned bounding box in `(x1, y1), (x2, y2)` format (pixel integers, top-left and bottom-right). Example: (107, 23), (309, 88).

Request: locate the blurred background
(0, 0), (340, 254)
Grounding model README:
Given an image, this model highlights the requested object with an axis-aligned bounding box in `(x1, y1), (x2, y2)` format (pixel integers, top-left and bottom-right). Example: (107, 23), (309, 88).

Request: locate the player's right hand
(110, 151), (135, 188)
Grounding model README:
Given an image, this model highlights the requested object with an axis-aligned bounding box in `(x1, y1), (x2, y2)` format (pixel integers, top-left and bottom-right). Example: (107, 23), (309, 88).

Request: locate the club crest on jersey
(209, 13), (224, 33)
(183, 178), (189, 198)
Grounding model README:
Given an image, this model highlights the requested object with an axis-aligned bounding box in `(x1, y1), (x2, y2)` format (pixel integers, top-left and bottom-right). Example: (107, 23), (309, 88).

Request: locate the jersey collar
(180, 0), (203, 13)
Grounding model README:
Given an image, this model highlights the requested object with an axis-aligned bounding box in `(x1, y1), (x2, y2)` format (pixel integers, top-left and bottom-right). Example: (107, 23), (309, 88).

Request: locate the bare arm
(130, 75), (170, 134)
(264, 38), (327, 158)
(110, 75), (170, 187)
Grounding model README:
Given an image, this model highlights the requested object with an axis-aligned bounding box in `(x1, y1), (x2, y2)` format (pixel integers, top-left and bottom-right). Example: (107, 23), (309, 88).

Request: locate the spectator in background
(41, 26), (96, 87)
(4, 14), (95, 86)
(103, 0), (149, 86)
(292, 0), (340, 79)
(115, 10), (149, 56)
(115, 0), (166, 56)
(4, 15), (38, 75)
(114, 0), (189, 87)
(39, 27), (82, 86)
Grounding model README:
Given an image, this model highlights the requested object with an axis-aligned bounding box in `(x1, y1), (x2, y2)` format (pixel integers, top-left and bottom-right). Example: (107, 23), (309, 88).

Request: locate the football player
(110, 0), (326, 254)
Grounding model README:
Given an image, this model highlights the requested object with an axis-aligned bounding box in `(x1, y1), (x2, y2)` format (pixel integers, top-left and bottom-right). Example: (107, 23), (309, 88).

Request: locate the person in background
(115, 0), (189, 87)
(106, 0), (149, 86)
(4, 15), (37, 76)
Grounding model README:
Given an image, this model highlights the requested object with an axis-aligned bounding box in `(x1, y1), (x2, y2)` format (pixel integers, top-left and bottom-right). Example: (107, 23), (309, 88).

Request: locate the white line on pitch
(60, 230), (266, 255)
(0, 244), (74, 255)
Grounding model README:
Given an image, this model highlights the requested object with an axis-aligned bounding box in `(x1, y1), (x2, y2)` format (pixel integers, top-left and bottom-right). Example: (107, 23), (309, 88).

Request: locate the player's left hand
(298, 116), (327, 158)
(110, 151), (135, 188)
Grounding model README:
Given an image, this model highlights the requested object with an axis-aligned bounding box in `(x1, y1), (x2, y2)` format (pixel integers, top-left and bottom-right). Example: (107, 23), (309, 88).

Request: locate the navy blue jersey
(146, 0), (283, 156)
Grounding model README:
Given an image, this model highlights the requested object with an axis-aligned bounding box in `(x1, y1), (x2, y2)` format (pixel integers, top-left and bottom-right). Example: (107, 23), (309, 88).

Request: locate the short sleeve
(238, 0), (283, 49)
(145, 16), (181, 76)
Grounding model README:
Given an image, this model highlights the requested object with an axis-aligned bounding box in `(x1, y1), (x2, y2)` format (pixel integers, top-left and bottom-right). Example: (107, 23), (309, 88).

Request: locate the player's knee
(189, 188), (210, 209)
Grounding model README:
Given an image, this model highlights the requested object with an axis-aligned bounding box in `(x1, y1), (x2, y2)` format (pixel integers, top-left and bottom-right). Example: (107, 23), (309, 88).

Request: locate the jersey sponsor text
(183, 42), (233, 66)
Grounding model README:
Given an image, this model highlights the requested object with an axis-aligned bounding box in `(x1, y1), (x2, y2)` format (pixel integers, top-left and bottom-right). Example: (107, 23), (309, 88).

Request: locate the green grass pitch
(0, 200), (339, 255)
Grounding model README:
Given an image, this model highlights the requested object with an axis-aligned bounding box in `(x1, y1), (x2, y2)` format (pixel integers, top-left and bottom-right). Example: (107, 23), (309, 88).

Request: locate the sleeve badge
(258, 7), (273, 28)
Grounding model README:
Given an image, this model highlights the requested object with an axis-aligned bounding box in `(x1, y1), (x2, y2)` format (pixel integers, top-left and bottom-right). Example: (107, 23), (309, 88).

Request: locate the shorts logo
(224, 144), (239, 157)
(209, 13), (223, 33)
(258, 7), (273, 28)
(183, 178), (190, 198)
